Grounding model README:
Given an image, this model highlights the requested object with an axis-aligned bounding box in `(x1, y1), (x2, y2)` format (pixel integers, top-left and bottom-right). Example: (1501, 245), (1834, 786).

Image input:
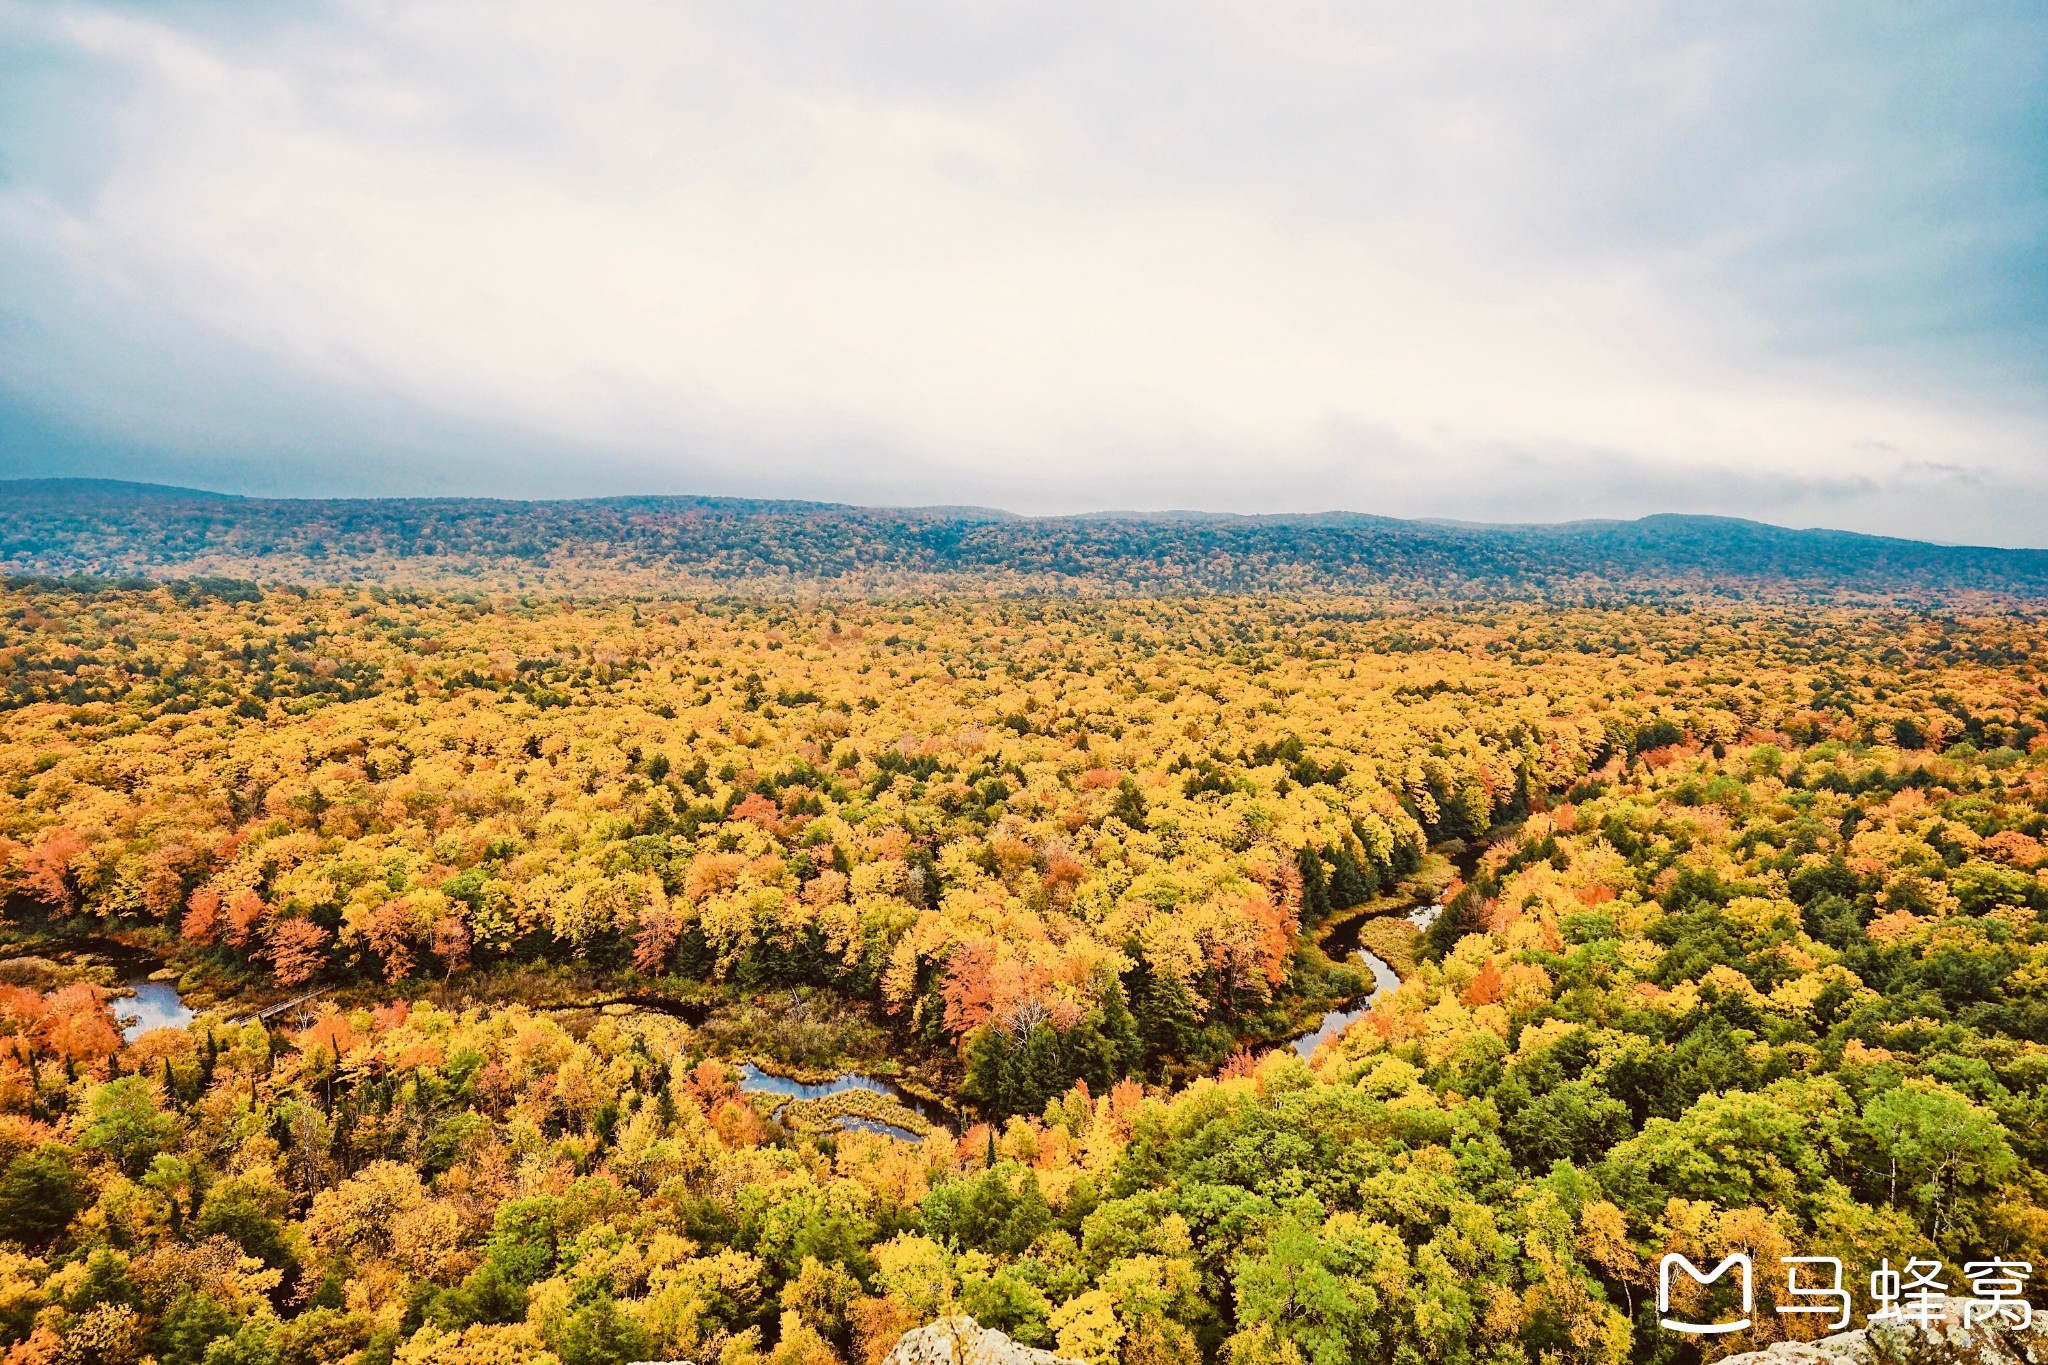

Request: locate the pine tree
(1092, 972), (1145, 1078)
(1297, 849), (1331, 924)
(1110, 776), (1148, 831)
(1126, 958), (1198, 1076)
(1328, 845), (1373, 909)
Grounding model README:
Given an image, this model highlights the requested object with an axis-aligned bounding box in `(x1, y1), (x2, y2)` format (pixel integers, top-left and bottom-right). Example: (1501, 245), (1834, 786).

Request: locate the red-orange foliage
(683, 852), (749, 902)
(297, 1012), (365, 1058)
(224, 889), (268, 948)
(1985, 830), (2044, 867)
(430, 916), (472, 976)
(474, 1060), (514, 1113)
(364, 899), (417, 982)
(689, 1058), (734, 1107)
(710, 1098), (767, 1147)
(941, 940), (996, 1036)
(1210, 891), (1291, 1001)
(42, 984), (121, 1070)
(180, 888), (222, 946)
(1462, 958), (1504, 1007)
(266, 919), (331, 987)
(800, 869), (848, 907)
(0, 986), (45, 1042)
(1105, 1077), (1146, 1138)
(852, 1294), (922, 1365)
(141, 844), (199, 920)
(1044, 855), (1086, 899)
(4, 1325), (62, 1365)
(956, 1122), (997, 1167)
(731, 792), (781, 830)
(16, 827), (87, 910)
(987, 957), (1062, 1039)
(631, 903), (681, 974)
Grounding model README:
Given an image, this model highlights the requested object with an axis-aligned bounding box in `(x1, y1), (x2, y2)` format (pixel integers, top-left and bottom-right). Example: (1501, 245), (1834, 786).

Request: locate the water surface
(736, 1062), (938, 1120)
(831, 1114), (924, 1142)
(1291, 946), (1401, 1059)
(122, 977), (195, 1040)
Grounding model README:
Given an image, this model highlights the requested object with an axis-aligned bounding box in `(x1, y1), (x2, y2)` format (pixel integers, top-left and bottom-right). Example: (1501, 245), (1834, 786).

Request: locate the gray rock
(882, 1316), (1085, 1365)
(1716, 1298), (2047, 1365)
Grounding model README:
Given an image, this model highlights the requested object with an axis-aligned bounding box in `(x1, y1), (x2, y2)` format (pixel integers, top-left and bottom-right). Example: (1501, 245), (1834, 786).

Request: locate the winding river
(1286, 894), (1447, 1059)
(71, 896), (1443, 1140)
(736, 1062), (936, 1142)
(732, 898), (1442, 1138)
(1290, 947), (1400, 1058)
(736, 1062), (939, 1116)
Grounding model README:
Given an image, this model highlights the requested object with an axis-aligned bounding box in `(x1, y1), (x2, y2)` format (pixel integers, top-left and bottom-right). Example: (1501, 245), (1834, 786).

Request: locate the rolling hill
(3, 477), (2044, 600)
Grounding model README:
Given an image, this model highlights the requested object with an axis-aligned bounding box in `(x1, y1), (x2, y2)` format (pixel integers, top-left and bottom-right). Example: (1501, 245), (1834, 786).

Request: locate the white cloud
(1, 0), (2042, 541)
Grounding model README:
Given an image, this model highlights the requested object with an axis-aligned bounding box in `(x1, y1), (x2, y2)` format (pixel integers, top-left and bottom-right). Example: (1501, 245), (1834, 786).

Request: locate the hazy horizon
(12, 473), (2046, 557)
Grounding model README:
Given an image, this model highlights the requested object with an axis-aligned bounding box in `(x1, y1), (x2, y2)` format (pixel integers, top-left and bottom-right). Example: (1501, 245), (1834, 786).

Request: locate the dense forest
(6, 479), (2048, 600)
(1, 576), (2046, 1365)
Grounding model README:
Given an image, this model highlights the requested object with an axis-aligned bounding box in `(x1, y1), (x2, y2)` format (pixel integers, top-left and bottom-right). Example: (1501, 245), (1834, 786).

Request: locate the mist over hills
(3, 478), (2044, 600)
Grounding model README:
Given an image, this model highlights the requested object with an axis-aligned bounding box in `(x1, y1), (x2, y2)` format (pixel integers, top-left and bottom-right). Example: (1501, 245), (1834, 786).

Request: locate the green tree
(1598, 1082), (1849, 1225)
(79, 1076), (178, 1177)
(1110, 777), (1148, 831)
(1229, 1216), (1366, 1365)
(1326, 845), (1375, 911)
(0, 1144), (83, 1248)
(194, 1182), (297, 1277)
(551, 1293), (652, 1365)
(152, 1291), (234, 1365)
(1860, 1083), (2017, 1246)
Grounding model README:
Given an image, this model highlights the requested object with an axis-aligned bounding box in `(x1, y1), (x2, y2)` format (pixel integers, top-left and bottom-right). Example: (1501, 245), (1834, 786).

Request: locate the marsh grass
(698, 988), (892, 1074)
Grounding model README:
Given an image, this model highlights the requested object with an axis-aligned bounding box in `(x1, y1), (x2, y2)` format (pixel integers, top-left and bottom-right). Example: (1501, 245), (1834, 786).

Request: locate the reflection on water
(1291, 947), (1401, 1059)
(122, 978), (195, 1040)
(831, 1114), (923, 1142)
(1406, 902), (1445, 930)
(736, 1062), (938, 1120)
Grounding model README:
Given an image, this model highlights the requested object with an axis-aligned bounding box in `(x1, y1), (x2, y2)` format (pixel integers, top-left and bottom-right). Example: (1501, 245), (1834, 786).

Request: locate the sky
(0, 2), (2043, 544)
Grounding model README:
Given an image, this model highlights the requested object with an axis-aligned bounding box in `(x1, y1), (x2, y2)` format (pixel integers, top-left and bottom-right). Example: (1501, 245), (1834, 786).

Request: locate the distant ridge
(3, 477), (2043, 600)
(1, 477), (244, 501)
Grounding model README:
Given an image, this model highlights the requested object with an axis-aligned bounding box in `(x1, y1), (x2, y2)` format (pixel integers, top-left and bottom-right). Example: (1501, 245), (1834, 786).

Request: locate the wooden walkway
(228, 985), (334, 1026)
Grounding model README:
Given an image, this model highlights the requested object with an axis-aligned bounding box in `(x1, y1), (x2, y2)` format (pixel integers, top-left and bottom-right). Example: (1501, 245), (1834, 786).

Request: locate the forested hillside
(6, 479), (2046, 599)
(1, 578), (2046, 1363)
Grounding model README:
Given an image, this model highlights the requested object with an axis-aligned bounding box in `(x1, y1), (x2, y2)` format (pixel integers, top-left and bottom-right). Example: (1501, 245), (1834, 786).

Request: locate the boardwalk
(228, 985), (335, 1026)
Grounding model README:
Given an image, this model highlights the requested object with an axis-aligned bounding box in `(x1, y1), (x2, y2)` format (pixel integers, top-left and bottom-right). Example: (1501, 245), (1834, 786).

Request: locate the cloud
(0, 0), (2043, 542)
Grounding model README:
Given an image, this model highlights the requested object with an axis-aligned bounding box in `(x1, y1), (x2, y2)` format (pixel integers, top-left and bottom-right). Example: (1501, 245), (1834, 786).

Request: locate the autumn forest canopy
(0, 502), (2046, 1365)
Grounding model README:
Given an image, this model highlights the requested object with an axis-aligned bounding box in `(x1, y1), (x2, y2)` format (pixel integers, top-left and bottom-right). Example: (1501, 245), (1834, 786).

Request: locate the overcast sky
(1, 1), (2043, 543)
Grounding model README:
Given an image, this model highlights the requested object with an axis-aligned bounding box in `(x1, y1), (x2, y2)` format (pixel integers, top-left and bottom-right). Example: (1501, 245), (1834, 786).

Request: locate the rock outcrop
(881, 1316), (1086, 1365)
(1716, 1299), (2047, 1365)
